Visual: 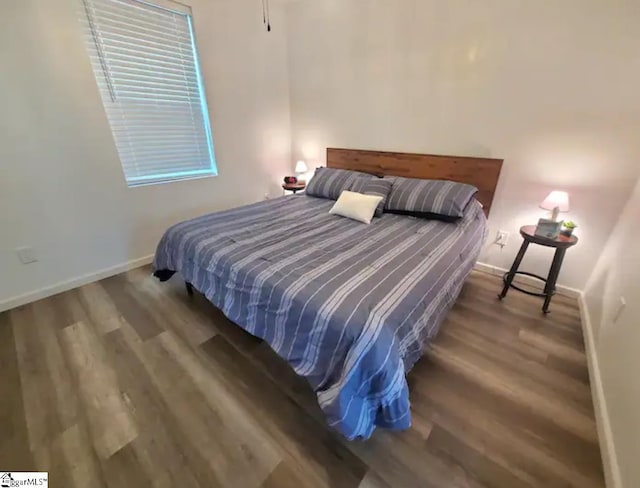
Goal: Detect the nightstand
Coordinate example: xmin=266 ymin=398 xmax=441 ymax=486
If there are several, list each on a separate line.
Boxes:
xmin=282 ymin=183 xmax=306 ymax=195
xmin=498 ymin=225 xmax=578 ymax=313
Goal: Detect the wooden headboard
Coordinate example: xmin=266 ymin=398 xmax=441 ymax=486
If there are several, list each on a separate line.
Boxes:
xmin=327 ymin=148 xmax=503 ymax=217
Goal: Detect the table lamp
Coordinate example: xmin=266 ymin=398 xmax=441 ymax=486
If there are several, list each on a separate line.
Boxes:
xmin=295 ymin=160 xmax=308 ymax=184
xmin=540 ymin=191 xmax=570 ymax=221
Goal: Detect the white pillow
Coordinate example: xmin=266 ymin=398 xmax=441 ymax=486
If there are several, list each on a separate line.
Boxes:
xmin=329 ymin=191 xmax=384 ymax=224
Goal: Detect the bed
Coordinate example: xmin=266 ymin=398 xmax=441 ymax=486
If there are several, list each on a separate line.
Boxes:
xmin=153 ymin=148 xmax=503 ymax=439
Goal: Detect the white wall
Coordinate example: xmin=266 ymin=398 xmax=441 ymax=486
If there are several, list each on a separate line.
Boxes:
xmin=284 ymin=0 xmax=640 ymax=290
xmin=584 ymin=177 xmax=640 ymax=488
xmin=0 ymin=0 xmax=292 ymax=309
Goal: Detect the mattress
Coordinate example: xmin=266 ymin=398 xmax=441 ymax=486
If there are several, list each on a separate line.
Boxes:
xmin=153 ymin=194 xmax=487 ymax=439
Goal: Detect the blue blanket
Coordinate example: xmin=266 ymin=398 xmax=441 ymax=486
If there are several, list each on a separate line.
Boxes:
xmin=153 ymin=195 xmax=486 ymax=439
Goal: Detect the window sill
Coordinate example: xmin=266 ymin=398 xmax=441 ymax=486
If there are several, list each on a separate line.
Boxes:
xmin=127 ymin=173 xmax=217 ymax=188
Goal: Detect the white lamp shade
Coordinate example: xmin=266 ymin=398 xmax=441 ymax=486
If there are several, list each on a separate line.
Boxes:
xmin=295 ymin=160 xmax=308 ymax=173
xmin=540 ymin=191 xmax=570 ymax=212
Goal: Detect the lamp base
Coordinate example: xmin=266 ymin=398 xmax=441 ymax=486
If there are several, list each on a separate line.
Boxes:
xmin=550 ymin=207 xmax=560 ymax=221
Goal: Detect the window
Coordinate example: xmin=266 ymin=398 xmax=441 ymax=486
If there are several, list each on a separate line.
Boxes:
xmin=80 ymin=0 xmax=217 ymax=186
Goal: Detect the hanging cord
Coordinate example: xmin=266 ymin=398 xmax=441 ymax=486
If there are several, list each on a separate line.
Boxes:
xmin=262 ymin=0 xmax=266 ymax=25
xmin=265 ymin=0 xmax=271 ymax=31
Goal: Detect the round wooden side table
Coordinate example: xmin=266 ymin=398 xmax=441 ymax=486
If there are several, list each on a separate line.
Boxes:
xmin=498 ymin=225 xmax=578 ymax=313
xmin=282 ymin=183 xmax=306 ymax=194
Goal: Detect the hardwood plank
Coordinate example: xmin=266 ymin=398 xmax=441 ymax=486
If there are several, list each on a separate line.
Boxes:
xmin=358 ymin=471 xmax=391 ymax=488
xmin=60 ymin=321 xmax=138 ymax=459
xmin=518 ymin=328 xmax=588 ymax=366
xmin=413 ymin=365 xmax=602 ymax=487
xmin=461 ymin=274 xmax=585 ymax=339
xmin=103 ymin=443 xmax=152 ymax=488
xmin=101 ymin=275 xmax=163 ymax=341
xmin=426 ymin=424 xmax=534 ymax=488
xmin=437 ymin=328 xmax=593 ymax=409
xmin=31 ymin=298 xmax=79 ymax=432
xmin=426 ymin=342 xmax=598 ymax=443
xmin=51 ymin=289 xmax=92 ymax=330
xmin=200 ymin=335 xmax=368 ymax=488
xmin=59 ymin=423 xmax=106 ymax=488
xmin=544 ymin=354 xmax=591 ymax=384
xmin=32 ymin=431 xmax=75 ymax=488
xmin=33 ymin=423 xmax=106 ymax=488
xmin=202 ymin=305 xmax=264 ymax=355
xmin=124 ymin=267 xmax=217 ymax=347
xmin=411 ymin=359 xmax=603 ymax=482
xmin=346 ymin=428 xmax=476 ymax=488
xmin=0 ymin=311 xmax=34 ymax=471
xmin=261 ymin=461 xmax=308 ymax=488
xmin=11 ymin=304 xmax=66 ymax=451
xmin=131 ymin=329 xmax=278 ymax=487
xmin=156 ymin=330 xmax=281 ymax=484
xmin=446 ymin=307 xmax=550 ymax=364
xmin=102 ymin=322 xmax=212 ymax=488
xmin=456 ymin=294 xmax=585 ymax=349
xmin=77 ymin=282 xmax=122 ymax=335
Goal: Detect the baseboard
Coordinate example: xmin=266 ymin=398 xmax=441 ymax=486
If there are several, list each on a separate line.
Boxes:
xmin=0 ymin=255 xmax=154 ymax=313
xmin=474 ymin=262 xmax=581 ymax=298
xmin=578 ymin=293 xmax=622 ymax=488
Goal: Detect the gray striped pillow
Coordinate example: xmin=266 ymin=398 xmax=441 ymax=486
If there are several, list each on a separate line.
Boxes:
xmin=350 ymin=177 xmax=393 ymax=217
xmin=385 ymin=177 xmax=478 ymax=219
xmin=305 ymin=168 xmax=360 ymax=200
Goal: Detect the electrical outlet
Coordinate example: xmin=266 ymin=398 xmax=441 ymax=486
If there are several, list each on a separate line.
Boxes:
xmin=495 ymin=230 xmax=510 ymax=248
xmin=614 ymin=296 xmax=627 ymax=323
xmin=16 ymin=246 xmax=38 ymax=264
xmin=264 ymin=192 xmax=270 ymax=200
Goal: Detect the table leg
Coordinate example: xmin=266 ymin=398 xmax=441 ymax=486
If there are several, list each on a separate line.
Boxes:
xmin=499 ymin=240 xmax=529 ymax=299
xmin=542 ymin=248 xmax=566 ymax=313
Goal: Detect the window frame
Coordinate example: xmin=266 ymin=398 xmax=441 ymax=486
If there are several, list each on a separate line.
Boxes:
xmin=80 ymin=0 xmax=218 ymax=187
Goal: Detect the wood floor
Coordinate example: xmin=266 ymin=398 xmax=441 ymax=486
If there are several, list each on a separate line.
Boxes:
xmin=0 ymin=266 xmax=604 ymax=488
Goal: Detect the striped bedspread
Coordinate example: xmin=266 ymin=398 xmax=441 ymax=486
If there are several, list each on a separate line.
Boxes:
xmin=153 ymin=195 xmax=487 ymax=439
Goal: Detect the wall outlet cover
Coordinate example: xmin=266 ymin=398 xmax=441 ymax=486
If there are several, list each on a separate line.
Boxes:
xmin=17 ymin=246 xmax=38 ymax=264
xmin=614 ymin=296 xmax=627 ymax=323
xmin=495 ymin=230 xmax=510 ymax=247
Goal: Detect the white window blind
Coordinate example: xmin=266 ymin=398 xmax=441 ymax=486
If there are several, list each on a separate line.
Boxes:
xmin=80 ymin=0 xmax=217 ymax=186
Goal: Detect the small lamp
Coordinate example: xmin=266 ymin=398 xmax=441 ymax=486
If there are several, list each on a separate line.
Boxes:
xmin=540 ymin=191 xmax=570 ymax=221
xmin=295 ymin=160 xmax=308 ymax=183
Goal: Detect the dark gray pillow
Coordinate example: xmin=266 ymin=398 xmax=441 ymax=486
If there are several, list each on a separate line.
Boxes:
xmin=385 ymin=177 xmax=478 ymax=219
xmin=305 ymin=168 xmax=360 ymax=200
xmin=350 ymin=177 xmax=393 ymax=217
